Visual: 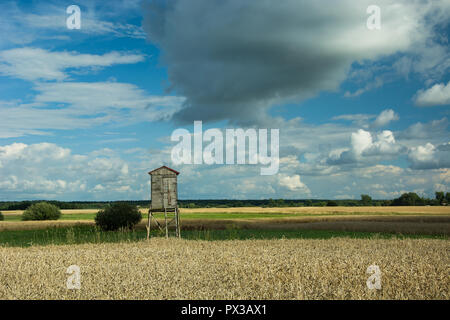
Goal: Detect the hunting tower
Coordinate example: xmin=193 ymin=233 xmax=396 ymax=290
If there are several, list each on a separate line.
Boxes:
xmin=146 ymin=166 xmax=180 ymax=239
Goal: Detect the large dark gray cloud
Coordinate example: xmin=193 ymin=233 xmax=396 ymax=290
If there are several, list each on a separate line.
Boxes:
xmin=142 ymin=0 xmax=447 ymax=124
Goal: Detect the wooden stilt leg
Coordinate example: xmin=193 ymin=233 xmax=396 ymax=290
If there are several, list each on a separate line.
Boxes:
xmin=164 ymin=208 xmax=168 ymax=238
xmin=176 ymin=208 xmax=181 ymax=238
xmin=146 ymin=209 xmax=151 ymax=240
xmin=174 ymin=207 xmax=178 ymax=238
xmin=146 ymin=219 xmax=149 ymax=240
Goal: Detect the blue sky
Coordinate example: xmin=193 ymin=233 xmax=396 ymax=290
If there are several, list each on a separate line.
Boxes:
xmin=0 ymin=0 xmax=449 ymax=201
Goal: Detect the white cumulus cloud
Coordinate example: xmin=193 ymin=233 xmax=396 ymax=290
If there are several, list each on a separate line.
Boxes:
xmin=414 ymin=81 xmax=450 ymax=107
xmin=408 ymin=142 xmax=450 ymax=169
xmin=278 ymin=174 xmax=310 ymax=193
xmin=372 ymin=109 xmax=399 ymax=128
xmin=0 ymin=142 xmax=142 ymax=200
xmin=0 ymin=47 xmax=145 ymax=81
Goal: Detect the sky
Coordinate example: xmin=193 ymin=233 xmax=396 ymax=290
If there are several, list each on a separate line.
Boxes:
xmin=0 ymin=0 xmax=449 ymax=201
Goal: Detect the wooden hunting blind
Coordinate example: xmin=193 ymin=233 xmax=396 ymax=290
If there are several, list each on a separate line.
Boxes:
xmin=146 ymin=166 xmax=180 ymax=239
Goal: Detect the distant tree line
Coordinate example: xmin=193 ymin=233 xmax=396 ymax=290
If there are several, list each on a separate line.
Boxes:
xmin=0 ymin=192 xmax=448 ymax=210
xmin=390 ymin=192 xmax=449 ymax=206
xmin=0 ymin=200 xmax=115 ymax=210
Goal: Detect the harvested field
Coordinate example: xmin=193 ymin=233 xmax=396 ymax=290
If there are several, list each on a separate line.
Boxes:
xmin=180 ymin=206 xmax=450 ymax=215
xmin=0 ymin=220 xmax=94 ymax=231
xmin=0 ymin=238 xmax=447 ymax=299
xmin=2 ymin=206 xmax=450 ymax=217
xmin=1 ymin=209 xmax=100 ymax=216
xmin=1 ymin=215 xmax=449 ymax=235
xmin=173 ymin=215 xmax=450 ymax=235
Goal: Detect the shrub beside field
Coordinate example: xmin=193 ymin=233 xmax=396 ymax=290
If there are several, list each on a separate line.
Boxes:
xmin=95 ymin=203 xmax=142 ymax=231
xmin=21 ymin=202 xmax=61 ymax=221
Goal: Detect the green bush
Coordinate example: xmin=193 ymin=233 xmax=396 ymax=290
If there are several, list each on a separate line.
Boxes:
xmin=0 ymin=211 xmax=4 ymax=221
xmin=326 ymin=200 xmax=338 ymax=207
xmin=95 ymin=202 xmax=142 ymax=231
xmin=22 ymin=202 xmax=61 ymax=221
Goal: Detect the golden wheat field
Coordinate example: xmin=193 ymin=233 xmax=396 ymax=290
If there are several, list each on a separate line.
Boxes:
xmin=0 ymin=237 xmax=448 ymax=300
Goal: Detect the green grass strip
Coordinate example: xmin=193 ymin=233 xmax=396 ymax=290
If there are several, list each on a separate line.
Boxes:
xmin=0 ymin=226 xmax=446 ymax=248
